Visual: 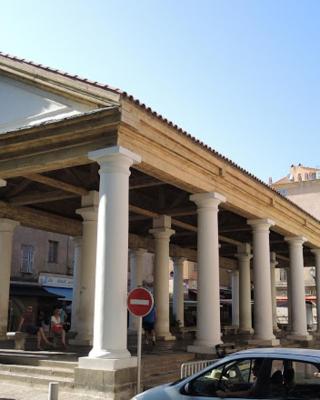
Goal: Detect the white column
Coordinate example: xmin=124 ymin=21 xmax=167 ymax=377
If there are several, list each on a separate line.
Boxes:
xmin=231 ymin=270 xmax=239 ymax=328
xmin=188 ymin=192 xmax=226 ymax=354
xmin=75 ymin=191 xmax=98 ymax=345
xmin=311 ymin=249 xmax=320 ymax=336
xmin=80 ymin=146 xmax=140 ymax=370
xmin=150 ymin=216 xmax=175 ymax=340
xmin=71 ymin=237 xmax=82 ymax=332
xmin=236 ymin=243 xmax=253 ymax=334
xmin=286 ymin=266 xmax=293 ymax=332
xmin=285 ymin=236 xmax=312 ymax=341
xmin=270 ymin=252 xmax=279 ymax=332
xmin=173 ymin=257 xmax=186 ymax=328
xmin=0 ymin=219 xmax=19 ymax=338
xmin=129 ymin=248 xmax=147 ymax=331
xmin=248 ymin=219 xmax=279 ymax=345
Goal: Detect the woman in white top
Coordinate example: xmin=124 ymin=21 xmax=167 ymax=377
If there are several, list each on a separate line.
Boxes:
xmin=51 ymin=308 xmax=66 ymax=348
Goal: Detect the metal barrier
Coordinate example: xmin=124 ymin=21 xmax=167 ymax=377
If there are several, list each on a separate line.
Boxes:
xmin=180 ymin=359 xmax=216 ymax=379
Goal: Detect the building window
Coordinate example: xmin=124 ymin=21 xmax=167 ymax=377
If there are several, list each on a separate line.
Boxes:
xmin=48 ymin=240 xmax=59 ymax=263
xmin=279 ymin=268 xmax=287 ymax=282
xmin=21 ymin=245 xmax=34 ymax=273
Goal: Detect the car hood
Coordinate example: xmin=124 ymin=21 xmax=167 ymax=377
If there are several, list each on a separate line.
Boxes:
xmin=133 ymin=383 xmax=175 ymax=399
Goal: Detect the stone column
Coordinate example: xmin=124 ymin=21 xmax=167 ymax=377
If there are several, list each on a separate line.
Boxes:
xmin=188 ymin=192 xmax=226 ymax=354
xmin=311 ymin=249 xmax=320 ymax=337
xmin=76 ymin=147 xmax=141 ymax=400
xmin=79 ymin=146 xmax=141 ymax=365
xmin=247 ymin=219 xmax=279 ymax=346
xmin=150 ymin=216 xmax=175 ymax=340
xmin=0 ymin=219 xmax=19 ymax=339
xmin=236 ymin=243 xmax=253 ymax=334
xmin=71 ymin=237 xmax=82 ymax=332
xmin=173 ymin=257 xmax=186 ymax=328
xmin=286 ymin=266 xmax=293 ymax=332
xmin=270 ymin=252 xmax=279 ymax=332
xmin=231 ymin=270 xmax=239 ymax=328
xmin=129 ymin=248 xmax=147 ymax=331
xmin=285 ymin=236 xmax=312 ymax=341
xmin=74 ymin=191 xmax=98 ymax=345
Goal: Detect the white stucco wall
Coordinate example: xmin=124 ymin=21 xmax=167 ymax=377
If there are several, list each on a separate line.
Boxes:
xmin=0 ymin=75 xmax=93 ymax=134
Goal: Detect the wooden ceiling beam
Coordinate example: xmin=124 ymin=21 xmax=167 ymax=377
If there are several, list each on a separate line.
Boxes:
xmin=0 ymin=201 xmax=82 ymax=236
xmin=219 ymin=226 xmax=251 ymax=233
xmin=9 ymin=191 xmax=77 ymax=206
xmin=129 ymin=203 xmax=242 ymax=245
xmin=130 ymin=177 xmax=165 ymax=190
xmin=23 ymin=173 xmax=89 ymax=196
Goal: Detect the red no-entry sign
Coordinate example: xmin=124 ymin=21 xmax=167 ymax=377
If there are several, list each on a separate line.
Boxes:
xmin=127 ymin=287 xmax=154 ymax=317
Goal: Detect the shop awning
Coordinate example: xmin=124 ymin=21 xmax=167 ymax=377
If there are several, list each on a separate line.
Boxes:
xmin=10 ymin=282 xmax=59 ymax=298
xmin=44 ymin=286 xmax=73 ymax=301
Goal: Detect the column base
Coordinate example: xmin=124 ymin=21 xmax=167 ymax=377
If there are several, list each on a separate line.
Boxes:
xmin=79 ymin=355 xmax=137 ymax=370
xmin=75 ymin=358 xmax=137 ymax=399
xmin=238 ymin=328 xmax=254 ymax=335
xmin=188 ymin=339 xmax=222 ymax=355
xmin=247 ymin=338 xmax=280 ymax=347
xmin=311 ymin=331 xmax=320 ymax=339
xmin=286 ymin=333 xmax=313 ymax=342
xmin=157 ymin=333 xmax=176 ymax=341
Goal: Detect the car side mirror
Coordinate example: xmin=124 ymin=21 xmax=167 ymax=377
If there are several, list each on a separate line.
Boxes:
xmin=184 ymin=382 xmax=191 ymax=394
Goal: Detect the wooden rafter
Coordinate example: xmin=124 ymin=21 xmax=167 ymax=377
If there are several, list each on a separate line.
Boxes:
xmin=9 ymin=191 xmax=77 ymax=206
xmin=129 ymin=176 xmax=165 ymax=190
xmin=129 ymin=204 xmax=242 ymax=245
xmin=23 ymin=174 xmax=89 ymax=196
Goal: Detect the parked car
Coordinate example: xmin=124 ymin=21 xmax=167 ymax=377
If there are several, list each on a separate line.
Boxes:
xmin=131 ymin=348 xmax=320 ymax=399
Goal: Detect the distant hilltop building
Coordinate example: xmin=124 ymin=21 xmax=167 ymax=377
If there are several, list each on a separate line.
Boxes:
xmin=271 ymin=164 xmax=320 ymax=220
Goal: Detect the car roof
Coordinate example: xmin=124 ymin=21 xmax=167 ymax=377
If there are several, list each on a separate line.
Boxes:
xmin=225 ymin=347 xmax=320 ymax=363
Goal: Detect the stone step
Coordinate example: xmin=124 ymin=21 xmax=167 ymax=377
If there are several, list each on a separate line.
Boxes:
xmin=38 ymin=360 xmax=78 ymax=369
xmin=0 ymin=369 xmax=74 ymax=388
xmin=0 ymin=364 xmax=75 ymax=378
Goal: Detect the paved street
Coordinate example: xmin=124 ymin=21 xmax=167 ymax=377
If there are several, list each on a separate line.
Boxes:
xmin=0 ymin=382 xmax=106 ymax=400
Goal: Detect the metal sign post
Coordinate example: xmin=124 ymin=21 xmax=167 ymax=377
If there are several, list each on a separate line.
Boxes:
xmin=137 ymin=315 xmax=142 ymax=393
xmin=127 ymin=287 xmax=154 ymax=394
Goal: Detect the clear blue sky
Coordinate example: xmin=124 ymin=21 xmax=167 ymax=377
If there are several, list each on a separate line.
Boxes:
xmin=1 ymin=0 xmax=319 ymax=182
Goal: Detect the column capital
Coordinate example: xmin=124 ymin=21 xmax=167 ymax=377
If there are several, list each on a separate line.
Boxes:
xmin=81 ymin=190 xmax=99 ymax=208
xmin=189 ymin=192 xmax=226 ymax=209
xmin=285 ymin=236 xmax=307 ymax=246
xmin=0 ymin=218 xmax=20 ymax=232
xmin=236 ymin=243 xmax=252 ymax=259
xmin=131 ymin=247 xmax=147 ymax=256
xmin=76 ymin=206 xmax=98 ymax=222
xmin=270 ymin=252 xmax=278 ymax=267
xmin=88 ymin=146 xmax=141 ymax=175
xmin=0 ymin=179 xmax=7 ymax=187
xmin=173 ymin=257 xmax=186 ymax=265
xmin=247 ymin=218 xmax=275 ymax=231
xmin=149 ymin=227 xmax=175 ymax=239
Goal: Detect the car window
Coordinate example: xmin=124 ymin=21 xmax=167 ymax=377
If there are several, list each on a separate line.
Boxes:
xmin=186 ymin=358 xmax=255 ymax=397
xmin=269 ymin=359 xmax=320 ymax=399
xmin=186 ymin=363 xmax=224 ymax=396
